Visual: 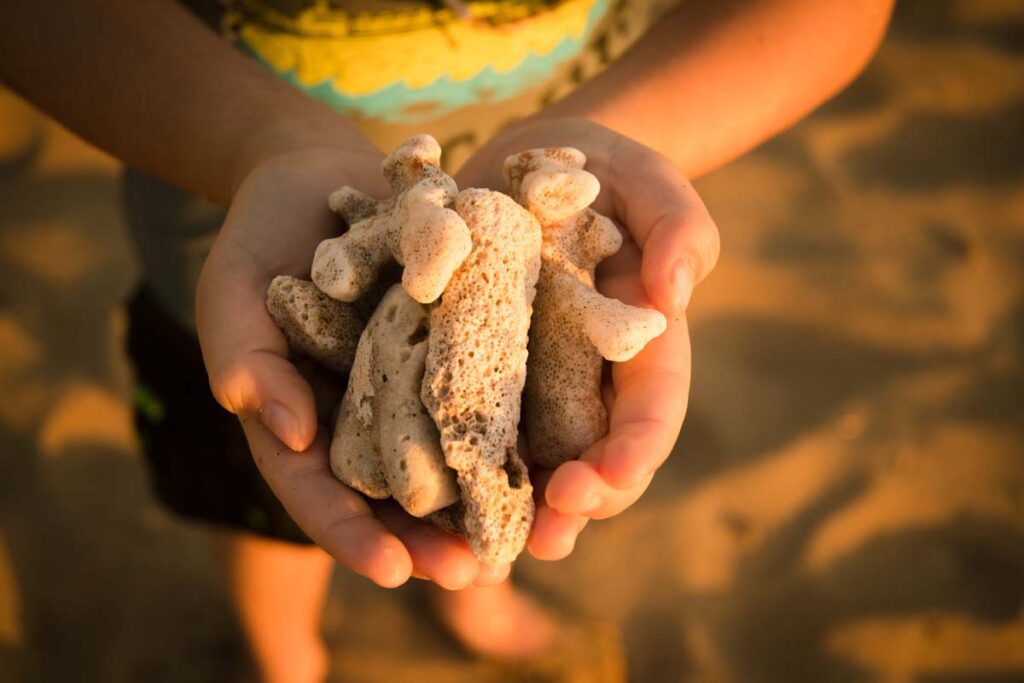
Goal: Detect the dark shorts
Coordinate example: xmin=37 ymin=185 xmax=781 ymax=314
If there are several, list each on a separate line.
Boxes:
xmin=125 ymin=285 xmax=312 ymax=545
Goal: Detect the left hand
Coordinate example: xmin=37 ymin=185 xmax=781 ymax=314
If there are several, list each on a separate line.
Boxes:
xmin=197 ymin=144 xmax=507 ymax=589
xmin=456 ymin=118 xmax=720 ymax=559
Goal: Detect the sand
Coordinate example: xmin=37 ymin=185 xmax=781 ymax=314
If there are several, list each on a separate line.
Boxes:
xmin=0 ymin=2 xmax=1022 ymax=680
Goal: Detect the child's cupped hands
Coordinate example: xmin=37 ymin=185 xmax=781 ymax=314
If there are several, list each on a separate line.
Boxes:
xmin=194 ymin=118 xmax=719 ymax=586
xmin=195 ymin=145 xmax=510 ymax=590
xmin=456 ymin=118 xmax=720 ymax=560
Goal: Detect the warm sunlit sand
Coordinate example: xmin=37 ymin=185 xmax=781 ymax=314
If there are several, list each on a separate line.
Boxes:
xmin=0 ymin=2 xmax=1021 ymax=680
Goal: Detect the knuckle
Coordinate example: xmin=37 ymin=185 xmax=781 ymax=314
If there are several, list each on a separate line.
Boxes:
xmin=208 ymin=357 xmax=257 ymax=414
xmin=686 ymin=219 xmax=721 ymax=280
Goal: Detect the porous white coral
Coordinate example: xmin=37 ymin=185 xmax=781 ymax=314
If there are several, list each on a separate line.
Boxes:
xmin=312 ymin=135 xmax=472 ymax=305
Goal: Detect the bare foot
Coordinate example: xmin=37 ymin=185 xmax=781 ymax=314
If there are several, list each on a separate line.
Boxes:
xmin=431 ymin=580 xmax=557 ymax=661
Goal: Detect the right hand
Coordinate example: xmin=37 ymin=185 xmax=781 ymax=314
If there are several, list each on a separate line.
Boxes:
xmin=457 ymin=118 xmax=720 ymax=561
xmin=196 ymin=144 xmax=508 ymax=589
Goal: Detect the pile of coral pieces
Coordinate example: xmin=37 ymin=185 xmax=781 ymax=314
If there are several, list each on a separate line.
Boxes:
xmin=266 ymin=135 xmax=667 ymax=564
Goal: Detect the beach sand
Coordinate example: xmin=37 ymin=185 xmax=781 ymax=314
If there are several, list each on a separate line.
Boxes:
xmin=0 ymin=1 xmax=1022 ymax=680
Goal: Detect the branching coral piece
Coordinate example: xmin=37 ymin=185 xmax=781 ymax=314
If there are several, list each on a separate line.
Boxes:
xmin=266 ymin=276 xmax=364 ymax=374
xmin=329 ymin=285 xmax=459 ymax=516
xmin=421 ymin=189 xmax=542 ymax=564
xmin=312 ymin=135 xmax=472 ymax=305
xmin=504 ymin=148 xmax=668 ymax=468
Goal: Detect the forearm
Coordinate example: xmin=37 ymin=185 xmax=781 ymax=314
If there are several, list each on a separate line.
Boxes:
xmin=0 ymin=0 xmax=375 ymax=205
xmin=541 ymin=0 xmax=894 ymax=177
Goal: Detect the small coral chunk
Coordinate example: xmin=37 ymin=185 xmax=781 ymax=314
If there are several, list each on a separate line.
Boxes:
xmin=330 ymin=285 xmax=458 ymax=516
xmin=265 ymin=275 xmax=364 ymax=374
xmin=312 ymin=135 xmax=472 ymax=305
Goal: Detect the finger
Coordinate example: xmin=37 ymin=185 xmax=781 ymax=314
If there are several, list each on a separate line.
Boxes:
xmin=585 ymin=474 xmax=653 ymax=520
xmin=527 ymin=503 xmax=588 ymax=561
xmin=546 ymin=461 xmax=654 ymax=518
xmin=592 ymin=241 xmax=693 ymax=491
xmin=608 ymin=140 xmax=720 ymax=314
xmin=240 ymin=418 xmax=413 ymax=587
xmin=374 ymin=503 xmax=480 ymax=591
xmin=197 ymin=230 xmax=318 ymax=452
xmin=527 ymin=469 xmax=586 ymax=560
xmin=592 ymin=252 xmax=691 ymax=490
xmin=474 ymin=562 xmax=512 ymax=586
xmin=543 ymin=460 xmax=603 ymax=514
xmin=596 ymin=310 xmax=690 ymax=489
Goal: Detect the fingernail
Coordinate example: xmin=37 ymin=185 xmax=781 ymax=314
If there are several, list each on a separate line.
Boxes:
xmin=260 ymin=400 xmax=298 ymax=450
xmin=672 ymin=260 xmax=695 ymax=312
xmin=581 ymin=489 xmax=602 ymax=514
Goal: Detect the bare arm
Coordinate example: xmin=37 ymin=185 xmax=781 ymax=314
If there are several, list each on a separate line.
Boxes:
xmin=459 ymin=0 xmax=893 ymax=314
xmin=0 ymin=0 xmax=376 ymax=205
xmin=544 ymin=0 xmax=895 ymax=177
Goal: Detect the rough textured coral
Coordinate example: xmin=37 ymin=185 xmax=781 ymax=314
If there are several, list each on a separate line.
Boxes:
xmin=330 ymin=312 xmax=388 ymax=499
xmin=265 ymin=276 xmax=364 ymax=374
xmin=421 ymin=188 xmax=542 ymax=564
xmin=427 ymin=500 xmax=466 ymax=536
xmin=312 ymin=135 xmax=472 ymax=304
xmin=371 ymin=288 xmax=459 ymax=516
xmin=329 ymin=285 xmax=458 ymax=516
xmin=505 ymin=148 xmax=668 ymax=468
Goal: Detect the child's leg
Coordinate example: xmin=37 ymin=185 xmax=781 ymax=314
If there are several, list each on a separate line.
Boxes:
xmin=217 ymin=532 xmax=334 ymax=683
xmin=431 ymin=579 xmax=556 ymax=660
